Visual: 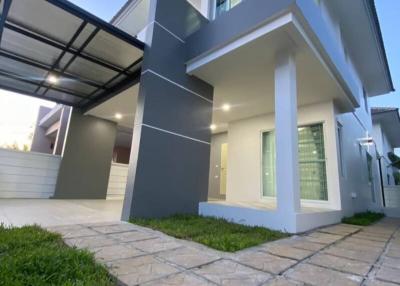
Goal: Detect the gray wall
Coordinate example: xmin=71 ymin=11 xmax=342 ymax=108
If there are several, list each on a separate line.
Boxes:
xmin=208 ymin=132 xmax=227 ymax=200
xmin=53 ymin=111 xmax=117 ymax=199
xmin=122 ymin=0 xmax=214 ymax=219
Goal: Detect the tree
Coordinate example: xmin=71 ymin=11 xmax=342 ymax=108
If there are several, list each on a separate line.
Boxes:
xmin=388 ymin=152 xmax=400 ymax=185
xmin=388 ymin=152 xmax=400 ymax=169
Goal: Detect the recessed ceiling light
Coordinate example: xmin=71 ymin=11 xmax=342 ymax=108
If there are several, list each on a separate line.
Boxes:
xmin=115 ymin=113 xmax=123 ymax=120
xmin=222 ymin=104 xmax=231 ymax=112
xmin=210 ymin=124 xmax=217 ymax=131
xmin=47 ymin=75 xmax=59 ymax=84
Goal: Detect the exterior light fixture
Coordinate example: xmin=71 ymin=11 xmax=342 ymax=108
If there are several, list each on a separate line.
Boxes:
xmin=115 ymin=113 xmax=123 ymax=120
xmin=47 ymin=74 xmax=59 ymax=84
xmin=210 ymin=124 xmax=217 ymax=131
xmin=222 ymin=104 xmax=231 ymax=112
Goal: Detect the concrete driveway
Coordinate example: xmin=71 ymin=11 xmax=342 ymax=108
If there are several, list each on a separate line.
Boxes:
xmin=48 ymin=218 xmax=400 ymax=286
xmin=0 ymin=199 xmax=123 ymax=227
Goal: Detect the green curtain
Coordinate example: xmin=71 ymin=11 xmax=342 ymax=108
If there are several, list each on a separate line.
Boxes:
xmin=262 ymin=131 xmax=276 ymax=197
xmin=262 ymin=123 xmax=328 ymax=201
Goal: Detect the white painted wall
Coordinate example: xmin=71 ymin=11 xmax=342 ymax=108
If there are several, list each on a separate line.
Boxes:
xmin=384 ymin=186 xmax=400 ymax=208
xmin=225 ymin=101 xmax=341 ymax=210
xmin=336 ymin=110 xmax=383 ymax=216
xmin=106 ymin=163 xmax=129 ymax=200
xmin=0 ymin=148 xmax=61 ymax=198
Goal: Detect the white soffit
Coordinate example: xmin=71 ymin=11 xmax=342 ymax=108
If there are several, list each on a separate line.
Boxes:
xmin=86 ymin=84 xmax=139 ymax=128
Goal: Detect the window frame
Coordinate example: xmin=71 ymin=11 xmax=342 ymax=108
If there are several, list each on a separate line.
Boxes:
xmin=337 ymin=121 xmax=346 ymax=178
xmin=259 ymin=121 xmax=330 ymax=206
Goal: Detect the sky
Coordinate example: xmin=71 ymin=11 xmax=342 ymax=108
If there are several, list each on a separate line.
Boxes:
xmin=0 ymin=0 xmax=399 ymax=148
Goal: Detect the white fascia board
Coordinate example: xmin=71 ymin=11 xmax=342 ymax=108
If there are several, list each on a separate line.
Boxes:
xmin=186 ymin=12 xmax=294 ymax=74
xmin=39 ymin=105 xmax=63 ymax=128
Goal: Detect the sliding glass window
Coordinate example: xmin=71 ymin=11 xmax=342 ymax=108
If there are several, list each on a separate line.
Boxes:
xmin=262 ymin=123 xmax=328 ymax=201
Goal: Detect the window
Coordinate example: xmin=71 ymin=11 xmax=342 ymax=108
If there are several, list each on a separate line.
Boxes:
xmin=337 ymin=122 xmax=345 ymax=177
xmin=387 ymin=174 xmax=391 ymax=185
xmin=262 ymin=123 xmax=328 ymax=201
xmin=215 ymin=0 xmax=243 ymax=16
xmin=262 ymin=131 xmax=276 ymax=197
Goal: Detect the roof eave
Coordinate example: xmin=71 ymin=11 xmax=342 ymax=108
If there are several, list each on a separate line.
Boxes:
xmin=366 ymin=0 xmax=395 ymax=93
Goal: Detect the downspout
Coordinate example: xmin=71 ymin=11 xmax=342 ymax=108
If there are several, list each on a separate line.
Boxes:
xmin=377 ymin=156 xmax=386 ymax=207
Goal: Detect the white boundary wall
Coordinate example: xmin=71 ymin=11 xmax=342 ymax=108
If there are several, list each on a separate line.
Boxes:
xmin=0 ymin=148 xmax=61 ymax=198
xmin=107 ymin=163 xmax=129 ymax=200
xmin=384 ymin=186 xmax=400 ymax=208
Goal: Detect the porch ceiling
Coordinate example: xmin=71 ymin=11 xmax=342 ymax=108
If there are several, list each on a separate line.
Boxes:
xmin=0 ymin=0 xmax=144 ymax=111
xmin=188 ymin=16 xmax=351 ymax=133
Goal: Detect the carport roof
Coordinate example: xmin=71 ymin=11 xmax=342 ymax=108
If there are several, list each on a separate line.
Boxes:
xmin=0 ymin=0 xmax=144 ymax=111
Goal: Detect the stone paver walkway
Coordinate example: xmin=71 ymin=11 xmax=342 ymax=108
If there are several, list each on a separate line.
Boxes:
xmin=47 ymin=218 xmax=400 ymax=286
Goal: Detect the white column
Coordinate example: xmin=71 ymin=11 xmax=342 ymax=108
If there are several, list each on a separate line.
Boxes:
xmin=274 ymin=50 xmax=300 ymax=214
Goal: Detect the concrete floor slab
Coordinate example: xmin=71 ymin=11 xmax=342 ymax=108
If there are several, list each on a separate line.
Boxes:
xmin=375 ymin=266 xmax=400 ymax=284
xmin=235 ymin=251 xmax=297 ymax=274
xmin=287 ymin=263 xmax=362 ymax=286
xmin=193 ymin=259 xmax=272 ymax=286
xmin=141 ymin=272 xmax=216 ymax=286
xmin=156 ymin=247 xmax=220 ymax=269
xmin=262 ymin=277 xmax=303 ymax=286
xmin=0 ymin=199 xmax=123 ymax=227
xmin=308 ymin=253 xmax=372 ymax=276
xmin=107 ymin=255 xmax=180 ymax=285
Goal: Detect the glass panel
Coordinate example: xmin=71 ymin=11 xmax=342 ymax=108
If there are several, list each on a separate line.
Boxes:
xmin=66 ymin=56 xmax=118 ymax=84
xmin=261 ymin=123 xmax=328 ymax=201
xmin=83 ymin=30 xmax=143 ymax=69
xmin=262 ymin=131 xmax=276 ymax=197
xmin=298 ymin=124 xmax=328 ymax=201
xmin=8 ymin=0 xmax=83 ymax=45
xmin=216 ymin=0 xmax=244 ymax=17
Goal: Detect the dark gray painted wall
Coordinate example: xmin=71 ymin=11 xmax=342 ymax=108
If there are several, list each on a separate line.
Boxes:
xmin=53 ymin=111 xmax=117 ymax=199
xmin=122 ymin=0 xmax=214 ymax=219
xmin=186 ymin=0 xmax=294 ymax=61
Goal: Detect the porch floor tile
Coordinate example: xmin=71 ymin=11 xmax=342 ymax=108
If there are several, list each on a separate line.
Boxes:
xmin=192 ymin=259 xmax=272 ymax=286
xmin=286 ymin=263 xmax=363 ymax=286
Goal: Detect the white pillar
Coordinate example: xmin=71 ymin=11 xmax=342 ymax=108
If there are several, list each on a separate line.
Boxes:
xmin=275 ymin=50 xmax=300 ymax=214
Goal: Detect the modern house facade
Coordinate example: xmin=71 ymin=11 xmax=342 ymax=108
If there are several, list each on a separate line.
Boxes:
xmin=0 ymin=0 xmax=396 ymax=233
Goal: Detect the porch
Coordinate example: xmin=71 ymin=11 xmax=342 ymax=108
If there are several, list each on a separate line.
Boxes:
xmin=189 ymin=8 xmax=351 ymax=232
xmin=200 ymin=200 xmax=342 ymax=233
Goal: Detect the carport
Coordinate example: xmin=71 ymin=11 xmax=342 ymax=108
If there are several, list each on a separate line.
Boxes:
xmin=0 ymin=0 xmax=144 ymax=202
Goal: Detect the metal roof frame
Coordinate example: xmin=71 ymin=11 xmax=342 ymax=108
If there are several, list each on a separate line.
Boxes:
xmin=0 ymin=0 xmax=144 ymax=110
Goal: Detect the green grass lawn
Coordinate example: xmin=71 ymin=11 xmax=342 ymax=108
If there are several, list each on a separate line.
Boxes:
xmin=130 ymin=214 xmax=288 ymax=252
xmin=342 ymin=211 xmax=385 ymax=226
xmin=0 ymin=224 xmax=115 ymax=286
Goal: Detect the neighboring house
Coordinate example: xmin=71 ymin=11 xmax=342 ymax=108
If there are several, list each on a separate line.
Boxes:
xmin=371 ymin=108 xmax=400 ymax=211
xmin=0 ymin=0 xmax=396 ymax=233
xmin=372 ymin=108 xmax=400 ymax=187
xmin=32 ymin=104 xmax=133 ymax=165
xmin=31 ymin=105 xmax=71 ymax=156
